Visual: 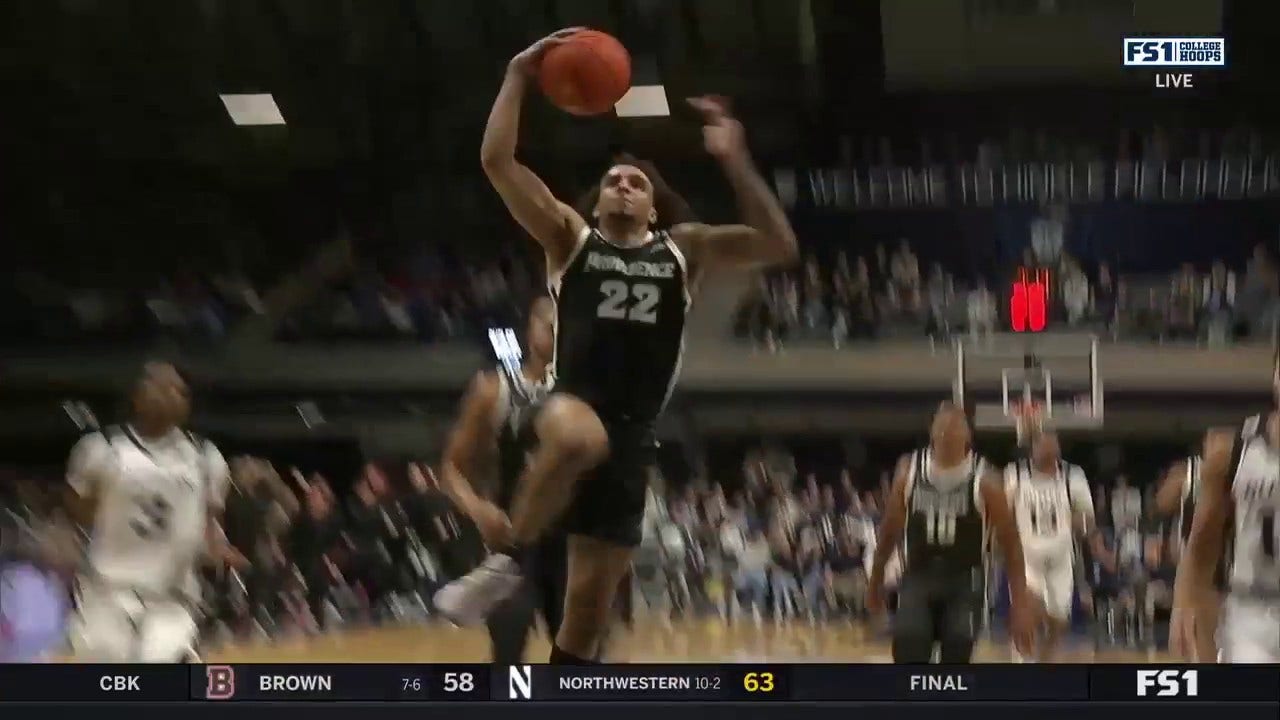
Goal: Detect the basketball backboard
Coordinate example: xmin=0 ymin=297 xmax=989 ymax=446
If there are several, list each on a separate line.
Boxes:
xmin=955 ymin=331 xmax=1103 ymax=444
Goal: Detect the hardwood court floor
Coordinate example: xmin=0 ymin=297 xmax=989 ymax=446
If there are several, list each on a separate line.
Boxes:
xmin=206 ymin=617 xmax=1172 ymax=664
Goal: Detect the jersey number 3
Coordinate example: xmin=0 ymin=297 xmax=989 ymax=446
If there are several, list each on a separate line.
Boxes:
xmin=597 ymin=279 xmax=660 ymax=324
xmin=130 ymin=494 xmax=172 ymax=540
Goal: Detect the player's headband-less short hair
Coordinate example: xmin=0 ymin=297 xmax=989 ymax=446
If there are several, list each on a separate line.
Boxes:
xmin=573 ymin=153 xmax=698 ymax=230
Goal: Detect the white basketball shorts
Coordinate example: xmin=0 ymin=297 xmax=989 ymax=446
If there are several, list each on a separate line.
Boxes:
xmin=68 ymin=579 xmax=198 ymax=663
xmin=1218 ymin=593 xmax=1280 ymax=663
xmin=1024 ymin=550 xmax=1074 ymax=620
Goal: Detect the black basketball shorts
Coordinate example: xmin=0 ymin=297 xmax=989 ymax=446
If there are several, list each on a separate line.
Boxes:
xmin=487 ymin=533 xmax=569 ymax=664
xmin=560 ymin=420 xmax=655 ymax=548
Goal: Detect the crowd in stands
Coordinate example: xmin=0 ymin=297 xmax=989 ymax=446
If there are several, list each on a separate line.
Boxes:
xmin=735 ymin=233 xmax=1280 ymax=351
xmin=0 ymin=269 xmax=267 ymax=347
xmin=276 ymin=248 xmax=537 ymax=344
xmin=1 ymin=437 xmax=1191 ymax=661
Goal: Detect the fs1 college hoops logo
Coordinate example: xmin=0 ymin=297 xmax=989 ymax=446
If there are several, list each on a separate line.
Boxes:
xmin=206 ymin=665 xmax=236 ymax=700
xmin=1123 ymin=37 xmax=1225 ymax=89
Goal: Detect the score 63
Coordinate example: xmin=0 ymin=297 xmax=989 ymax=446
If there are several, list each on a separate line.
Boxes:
xmin=743 ymin=671 xmax=775 ymax=693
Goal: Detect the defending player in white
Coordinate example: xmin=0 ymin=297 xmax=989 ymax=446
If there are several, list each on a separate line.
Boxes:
xmin=1004 ymin=430 xmax=1093 ymax=662
xmin=64 ymin=362 xmax=235 ymax=662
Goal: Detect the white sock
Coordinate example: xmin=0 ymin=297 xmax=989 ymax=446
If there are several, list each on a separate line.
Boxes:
xmin=1010 ymin=645 xmax=1029 ymax=663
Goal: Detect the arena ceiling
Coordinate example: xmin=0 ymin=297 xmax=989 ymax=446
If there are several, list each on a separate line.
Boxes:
xmin=1 ymin=0 xmax=888 ymax=273
xmin=1 ymin=0 xmax=872 ymax=172
xmin=0 ymin=0 xmax=1274 ymax=275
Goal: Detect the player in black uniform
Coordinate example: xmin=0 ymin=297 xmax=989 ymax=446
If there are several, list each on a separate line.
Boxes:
xmin=1172 ymin=348 xmax=1279 ymax=661
xmin=1154 ymin=453 xmax=1224 ymax=661
xmin=433 ymin=29 xmax=797 ymax=663
xmin=867 ymin=402 xmax=1035 ymax=662
xmin=437 ymin=297 xmax=577 ymax=663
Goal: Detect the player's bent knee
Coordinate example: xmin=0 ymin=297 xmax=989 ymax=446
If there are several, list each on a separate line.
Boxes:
xmin=538 ymin=395 xmax=609 ymax=465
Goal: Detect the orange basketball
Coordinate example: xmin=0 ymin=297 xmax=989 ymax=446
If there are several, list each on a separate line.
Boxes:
xmin=538 ymin=30 xmax=631 ymax=116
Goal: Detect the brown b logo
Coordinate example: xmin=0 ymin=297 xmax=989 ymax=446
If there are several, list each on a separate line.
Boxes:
xmin=206 ymin=665 xmax=236 ymax=700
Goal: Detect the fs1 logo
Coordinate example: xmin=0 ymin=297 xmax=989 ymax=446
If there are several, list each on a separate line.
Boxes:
xmin=1124 ymin=38 xmax=1225 ymax=67
xmin=1136 ymin=669 xmax=1199 ymax=697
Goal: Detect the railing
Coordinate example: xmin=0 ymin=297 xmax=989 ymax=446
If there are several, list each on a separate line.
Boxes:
xmin=778 ymin=156 xmax=1280 ymax=210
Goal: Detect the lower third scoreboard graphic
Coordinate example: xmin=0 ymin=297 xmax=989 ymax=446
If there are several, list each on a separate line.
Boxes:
xmin=0 ymin=663 xmax=1276 ymax=704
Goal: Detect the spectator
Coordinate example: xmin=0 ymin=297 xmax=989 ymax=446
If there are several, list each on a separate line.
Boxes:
xmin=890 ymin=239 xmax=921 ymax=316
xmin=825 ymin=524 xmax=866 ymax=616
xmin=1110 ymin=475 xmax=1143 ymax=530
xmin=1202 ymin=260 xmax=1236 ymax=346
xmin=1168 ymin=263 xmax=1200 ymax=340
xmin=924 ymin=262 xmax=955 ymax=339
xmin=290 ymin=475 xmax=343 ymax=630
xmin=220 ymin=459 xmax=294 ymax=626
xmin=849 ymin=258 xmax=878 ymax=338
xmin=767 ymin=511 xmax=802 ymax=621
xmin=801 ymin=260 xmax=828 ymax=337
xmin=1094 ymin=262 xmax=1117 ymax=331
xmin=346 ymin=465 xmax=400 ymax=618
xmin=967 ymin=279 xmax=997 ymax=342
xmin=1061 ymin=258 xmax=1091 ymax=326
xmin=1235 ymin=244 xmax=1279 ymax=339
xmin=727 ymin=522 xmax=769 ymax=622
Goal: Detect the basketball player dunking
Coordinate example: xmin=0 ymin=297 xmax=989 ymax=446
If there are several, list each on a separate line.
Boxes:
xmin=868 ymin=402 xmax=1036 ymax=662
xmin=1172 ymin=352 xmax=1280 ymax=662
xmin=433 ymin=29 xmax=797 ymax=664
xmin=1154 ymin=452 xmax=1224 ymax=661
xmin=1004 ymin=430 xmax=1093 ymax=662
xmin=438 ymin=297 xmax=578 ymax=663
xmin=65 ymin=362 xmax=238 ymax=661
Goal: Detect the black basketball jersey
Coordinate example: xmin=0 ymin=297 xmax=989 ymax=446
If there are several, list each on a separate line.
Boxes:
xmin=1178 ymin=456 xmax=1200 ymax=543
xmin=1177 ymin=448 xmax=1237 ymax=591
xmin=903 ymin=449 xmax=987 ymax=574
xmin=549 ymin=227 xmax=691 ymax=426
xmin=493 ymin=364 xmax=548 ymax=511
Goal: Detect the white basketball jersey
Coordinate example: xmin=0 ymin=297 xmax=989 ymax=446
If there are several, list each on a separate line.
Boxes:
xmin=1228 ymin=414 xmax=1280 ymax=598
xmin=1006 ymin=460 xmax=1091 ymax=557
xmin=68 ymin=426 xmax=228 ymax=595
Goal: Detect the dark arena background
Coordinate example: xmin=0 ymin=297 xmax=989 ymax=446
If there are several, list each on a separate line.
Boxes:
xmin=1 ymin=0 xmax=1278 ymax=717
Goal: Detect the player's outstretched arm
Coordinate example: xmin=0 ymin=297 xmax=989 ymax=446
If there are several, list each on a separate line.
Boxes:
xmin=1171 ymin=429 xmax=1232 ymax=659
xmin=867 ymin=454 xmax=911 ymax=612
xmin=1154 ymin=459 xmax=1188 ymax=518
xmin=980 ymin=471 xmax=1035 ymax=653
xmin=1067 ymin=465 xmax=1096 ymax=536
xmin=981 ymin=473 xmax=1028 ymax=600
xmin=670 ymin=97 xmax=797 ymax=273
xmin=481 ymin=29 xmax=588 ymax=267
xmin=439 ymin=370 xmax=511 ymax=548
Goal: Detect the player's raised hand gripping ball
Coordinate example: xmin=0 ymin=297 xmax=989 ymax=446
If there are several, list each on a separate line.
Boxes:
xmin=536 ymin=30 xmax=632 ymax=116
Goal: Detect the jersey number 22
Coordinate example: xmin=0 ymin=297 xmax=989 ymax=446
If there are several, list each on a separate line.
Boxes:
xmin=597 ymin=279 xmax=659 ymax=324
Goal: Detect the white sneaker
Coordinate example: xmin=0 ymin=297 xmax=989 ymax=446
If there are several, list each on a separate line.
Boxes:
xmin=432 ymin=554 xmax=523 ymax=626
